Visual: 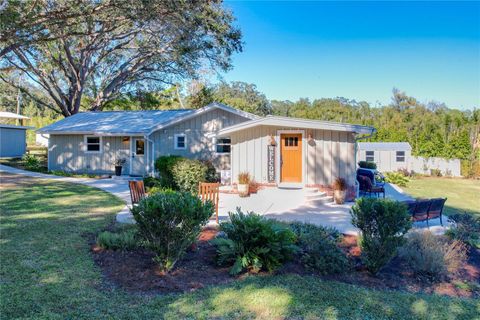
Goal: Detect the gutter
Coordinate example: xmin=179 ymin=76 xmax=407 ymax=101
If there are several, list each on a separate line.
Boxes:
xmin=144 ymin=134 xmax=155 ymax=177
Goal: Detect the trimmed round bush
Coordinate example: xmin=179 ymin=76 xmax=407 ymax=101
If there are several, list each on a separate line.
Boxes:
xmin=171 ymin=158 xmax=208 ymax=194
xmin=351 ymin=198 xmax=412 ymax=274
xmin=131 ymin=191 xmax=213 ymax=272
xmin=289 ymin=222 xmax=349 ymax=274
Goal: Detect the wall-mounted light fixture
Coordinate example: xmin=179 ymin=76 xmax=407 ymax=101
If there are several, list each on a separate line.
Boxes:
xmin=307 ymin=133 xmax=314 ymax=143
xmin=268 ymin=134 xmax=276 ymax=146
xmin=122 ymin=137 xmax=130 ymax=142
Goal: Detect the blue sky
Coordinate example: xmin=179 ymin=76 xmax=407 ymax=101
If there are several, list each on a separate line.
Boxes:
xmin=219 ymin=1 xmax=480 ymax=110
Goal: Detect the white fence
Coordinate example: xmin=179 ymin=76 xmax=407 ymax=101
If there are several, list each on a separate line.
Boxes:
xmin=410 ymin=156 xmax=461 ymax=177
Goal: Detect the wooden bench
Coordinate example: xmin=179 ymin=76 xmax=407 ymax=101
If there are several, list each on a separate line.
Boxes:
xmin=199 ymin=182 xmax=220 ymax=223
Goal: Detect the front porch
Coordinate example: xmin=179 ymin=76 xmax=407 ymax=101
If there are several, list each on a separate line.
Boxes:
xmin=217 ymin=183 xmax=451 ymax=235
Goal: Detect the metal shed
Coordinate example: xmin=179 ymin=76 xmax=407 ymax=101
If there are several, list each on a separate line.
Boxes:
xmin=0 ymin=112 xmax=31 ymax=158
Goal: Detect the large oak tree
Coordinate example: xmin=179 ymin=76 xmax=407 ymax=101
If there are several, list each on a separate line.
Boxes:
xmin=0 ymin=0 xmax=242 ymax=117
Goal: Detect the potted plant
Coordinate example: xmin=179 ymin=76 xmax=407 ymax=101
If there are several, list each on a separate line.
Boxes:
xmin=114 ymin=158 xmax=126 ymax=176
xmin=332 ymin=177 xmax=347 ymax=204
xmin=237 ymin=172 xmax=251 ymax=197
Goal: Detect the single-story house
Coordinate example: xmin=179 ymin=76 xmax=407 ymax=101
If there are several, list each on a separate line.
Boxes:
xmin=0 ymin=112 xmax=32 ymax=158
xmin=38 ymin=103 xmax=376 ymax=197
xmin=357 ymin=142 xmax=412 ymax=172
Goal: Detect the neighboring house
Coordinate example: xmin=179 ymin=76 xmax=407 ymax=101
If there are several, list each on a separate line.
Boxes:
xmin=0 ymin=112 xmax=32 ymax=158
xmin=357 ymin=142 xmax=412 ymax=173
xmin=37 ymin=103 xmax=257 ymax=177
xmin=215 ymin=116 xmax=375 ymax=198
xmin=357 ymin=142 xmax=461 ymax=177
xmin=38 ymin=103 xmax=376 ymax=197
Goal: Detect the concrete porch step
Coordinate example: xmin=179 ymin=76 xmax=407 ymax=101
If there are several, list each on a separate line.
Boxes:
xmin=306 ymin=196 xmax=334 ymax=205
xmin=304 ymin=191 xmax=327 ymax=199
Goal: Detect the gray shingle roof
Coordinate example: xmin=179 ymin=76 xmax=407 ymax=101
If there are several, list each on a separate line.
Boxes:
xmin=358 ymin=142 xmax=411 ymax=151
xmin=37 ymin=109 xmax=196 ymax=135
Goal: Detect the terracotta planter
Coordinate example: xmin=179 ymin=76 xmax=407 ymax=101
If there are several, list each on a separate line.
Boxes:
xmin=114 ymin=165 xmax=123 ymax=176
xmin=237 ymin=183 xmax=249 ymax=197
xmin=334 ymin=190 xmax=346 ymax=204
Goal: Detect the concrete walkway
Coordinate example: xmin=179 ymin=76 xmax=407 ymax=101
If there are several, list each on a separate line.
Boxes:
xmin=0 ymin=164 xmax=133 ymax=222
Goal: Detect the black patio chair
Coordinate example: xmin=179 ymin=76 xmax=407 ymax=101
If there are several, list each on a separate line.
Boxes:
xmin=357 ymin=174 xmax=385 ymax=198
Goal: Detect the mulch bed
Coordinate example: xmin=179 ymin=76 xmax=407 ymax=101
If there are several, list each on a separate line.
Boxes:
xmin=91 ymin=229 xmax=480 ymax=298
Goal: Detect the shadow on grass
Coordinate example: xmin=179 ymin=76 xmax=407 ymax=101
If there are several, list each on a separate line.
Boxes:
xmin=1 ymin=174 xmax=479 ymax=319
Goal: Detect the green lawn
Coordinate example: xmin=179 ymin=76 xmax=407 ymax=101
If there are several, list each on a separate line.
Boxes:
xmin=403 ymin=177 xmax=480 ymax=217
xmin=1 ymin=173 xmax=479 ymax=319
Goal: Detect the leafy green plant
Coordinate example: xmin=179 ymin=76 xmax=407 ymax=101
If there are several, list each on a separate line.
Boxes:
xmin=289 ymin=222 xmax=349 ymax=274
xmin=171 ymin=158 xmax=209 ymax=194
xmin=97 ymin=228 xmax=138 ymax=250
xmin=154 ymin=155 xmax=183 ymax=188
xmin=131 ymin=190 xmax=213 ymax=272
xmin=399 ymin=231 xmax=467 ymax=280
xmin=358 ymin=161 xmax=377 ymax=169
xmin=22 ymin=154 xmax=40 ymax=171
xmin=143 ymin=176 xmax=162 ymax=192
xmin=446 ymin=213 xmax=480 ymax=248
xmin=384 ymin=171 xmax=409 ymax=187
xmin=213 ymin=209 xmax=297 ymax=275
xmin=350 ymin=198 xmax=412 ymax=274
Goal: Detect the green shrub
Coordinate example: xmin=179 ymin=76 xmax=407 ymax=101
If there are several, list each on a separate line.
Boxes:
xmin=399 ymin=231 xmax=467 ymax=280
xmin=384 ymin=171 xmax=409 ymax=187
xmin=430 ymin=168 xmax=442 ymax=177
xmin=358 ymin=161 xmax=377 ymax=169
xmin=131 ymin=191 xmax=213 ymax=272
xmin=446 ymin=213 xmax=480 ymax=248
xmin=154 ymin=155 xmax=183 ymax=188
xmin=289 ymin=222 xmax=349 ymax=274
xmin=350 ymin=198 xmax=412 ymax=274
xmin=97 ymin=228 xmax=138 ymax=250
xmin=22 ymin=154 xmax=40 ymax=171
xmin=213 ymin=209 xmax=297 ymax=275
xmin=171 ymin=158 xmax=208 ymax=194
xmin=154 ymin=156 xmax=218 ymax=193
xmin=202 ymin=159 xmax=220 ymax=182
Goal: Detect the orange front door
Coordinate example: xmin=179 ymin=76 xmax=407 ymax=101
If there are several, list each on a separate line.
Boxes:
xmin=280 ymin=133 xmax=302 ymax=183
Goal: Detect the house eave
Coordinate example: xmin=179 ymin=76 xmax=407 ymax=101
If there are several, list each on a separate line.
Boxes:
xmin=215 ymin=116 xmax=375 ymax=137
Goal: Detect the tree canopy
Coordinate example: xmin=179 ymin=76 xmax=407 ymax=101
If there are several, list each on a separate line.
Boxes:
xmin=0 ymin=0 xmax=242 ymax=117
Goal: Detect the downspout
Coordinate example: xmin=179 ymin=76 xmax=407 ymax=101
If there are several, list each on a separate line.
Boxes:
xmin=145 ymin=134 xmax=155 ymax=177
xmin=354 ymin=128 xmax=376 ymax=199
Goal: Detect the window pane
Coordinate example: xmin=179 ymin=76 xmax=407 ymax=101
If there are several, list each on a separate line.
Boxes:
xmin=218 ymin=138 xmax=231 ymax=144
xmin=366 ymin=151 xmax=374 ymax=162
xmin=216 ymin=145 xmax=231 ymax=153
xmin=136 ymin=139 xmax=145 ymax=155
xmin=87 ymin=137 xmax=100 ymax=144
xmin=87 ymin=144 xmax=100 ymax=151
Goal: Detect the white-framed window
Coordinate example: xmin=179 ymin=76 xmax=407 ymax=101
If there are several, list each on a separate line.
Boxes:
xmin=84 ymin=136 xmax=102 ymax=153
xmin=174 ymin=134 xmax=186 ymax=150
xmin=365 ymin=150 xmax=374 ymax=162
xmin=396 ymin=151 xmax=405 ymax=162
xmin=215 ymin=137 xmax=231 ymax=154
xmin=135 ymin=139 xmax=145 ymax=156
